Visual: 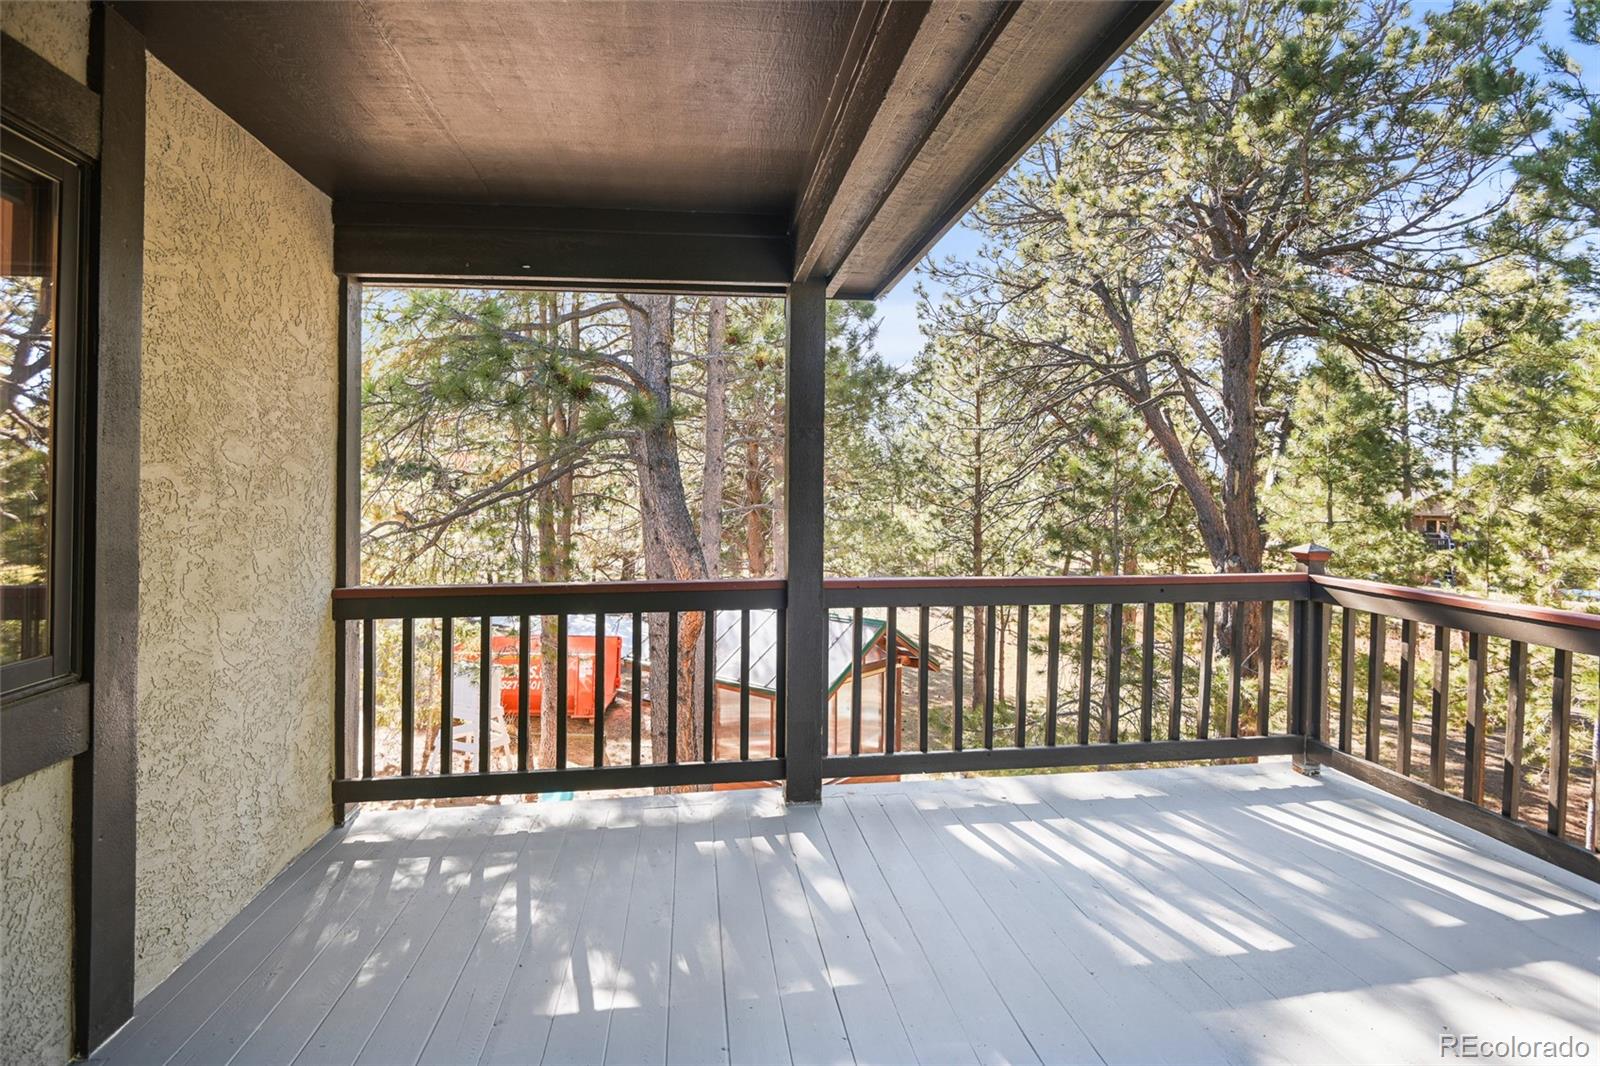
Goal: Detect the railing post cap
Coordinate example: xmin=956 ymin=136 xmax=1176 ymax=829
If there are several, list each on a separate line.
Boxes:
xmin=1287 ymin=543 xmax=1334 ymax=573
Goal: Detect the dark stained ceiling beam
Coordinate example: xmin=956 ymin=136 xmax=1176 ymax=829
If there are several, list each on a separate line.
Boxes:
xmin=790 ymin=0 xmax=939 ymax=282
xmin=333 ymin=201 xmax=792 ymax=292
xmin=829 ymin=0 xmax=1167 ymax=299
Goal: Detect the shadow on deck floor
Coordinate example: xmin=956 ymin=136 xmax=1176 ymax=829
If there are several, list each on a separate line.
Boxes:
xmin=94 ymin=762 xmax=1600 ymax=1065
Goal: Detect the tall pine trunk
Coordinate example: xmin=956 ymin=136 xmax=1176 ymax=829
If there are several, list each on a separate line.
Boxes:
xmin=700 ymin=297 xmax=728 ymax=576
xmin=744 ymin=438 xmax=768 ymax=576
xmin=629 ymin=295 xmax=712 ymax=772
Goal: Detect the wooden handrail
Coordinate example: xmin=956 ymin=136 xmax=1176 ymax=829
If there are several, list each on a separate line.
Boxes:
xmin=824 ymin=572 xmax=1309 ymax=608
xmin=1311 ymin=575 xmax=1600 ymax=631
xmin=823 ymin=572 xmax=1307 ymax=589
xmin=1311 ymin=575 xmax=1600 ymax=656
xmin=332 ymin=578 xmax=787 ymax=621
xmin=333 ymin=577 xmax=786 ymax=600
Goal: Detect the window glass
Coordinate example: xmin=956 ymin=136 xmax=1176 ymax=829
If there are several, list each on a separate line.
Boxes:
xmin=1 ymin=157 xmax=58 ymax=666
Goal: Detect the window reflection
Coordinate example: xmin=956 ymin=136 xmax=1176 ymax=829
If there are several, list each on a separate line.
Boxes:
xmin=1 ymin=158 xmax=58 ymax=665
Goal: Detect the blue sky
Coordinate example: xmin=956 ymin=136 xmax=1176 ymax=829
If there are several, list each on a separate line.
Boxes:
xmin=868 ymin=1 xmax=1598 ymax=369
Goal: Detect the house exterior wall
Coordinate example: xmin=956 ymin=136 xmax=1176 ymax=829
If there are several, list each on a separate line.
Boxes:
xmin=1 ymin=0 xmax=89 ymax=84
xmin=135 ymin=58 xmax=338 ymax=997
xmin=0 ymin=763 xmax=74 ymax=1066
xmin=0 ymin=9 xmax=90 ymax=1064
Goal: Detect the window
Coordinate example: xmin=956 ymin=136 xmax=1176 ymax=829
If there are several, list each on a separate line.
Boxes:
xmin=1 ymin=130 xmax=82 ymax=693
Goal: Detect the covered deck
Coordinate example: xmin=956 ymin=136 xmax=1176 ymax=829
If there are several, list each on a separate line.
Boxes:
xmin=94 ymin=762 xmax=1599 ymax=1066
xmin=5 ymin=3 xmax=1598 ymax=1063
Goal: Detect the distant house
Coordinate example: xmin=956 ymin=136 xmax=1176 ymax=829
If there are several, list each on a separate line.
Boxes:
xmin=1409 ymin=497 xmax=1456 ymax=550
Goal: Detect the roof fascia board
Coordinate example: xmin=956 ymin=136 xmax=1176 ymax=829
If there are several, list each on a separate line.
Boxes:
xmin=334 ymin=200 xmax=793 ymax=290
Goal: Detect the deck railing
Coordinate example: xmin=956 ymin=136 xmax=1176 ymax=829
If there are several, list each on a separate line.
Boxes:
xmin=330 ymin=558 xmax=1599 ymax=879
xmin=332 ymin=579 xmax=786 ymax=803
xmin=818 ymin=573 xmax=1311 ymax=776
xmin=1300 ymin=572 xmax=1599 ymax=877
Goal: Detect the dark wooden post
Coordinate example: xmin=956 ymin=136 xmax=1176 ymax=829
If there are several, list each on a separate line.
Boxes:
xmin=1288 ymin=544 xmax=1332 ymax=773
xmin=334 ymin=277 xmax=362 ymax=825
xmin=75 ymin=7 xmax=145 ymax=1054
xmin=784 ymin=279 xmax=827 ymax=803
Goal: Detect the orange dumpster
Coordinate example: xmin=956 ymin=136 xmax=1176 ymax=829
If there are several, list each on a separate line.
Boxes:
xmin=460 ymin=633 xmax=624 ymax=718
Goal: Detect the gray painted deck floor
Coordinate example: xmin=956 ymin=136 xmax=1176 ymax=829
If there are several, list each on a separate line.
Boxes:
xmin=95 ymin=763 xmax=1600 ymax=1066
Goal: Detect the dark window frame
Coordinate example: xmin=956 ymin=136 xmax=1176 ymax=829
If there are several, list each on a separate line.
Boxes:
xmin=1 ymin=125 xmax=86 ymax=698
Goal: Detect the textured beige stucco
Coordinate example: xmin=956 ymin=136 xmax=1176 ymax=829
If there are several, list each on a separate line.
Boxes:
xmin=0 ymin=763 xmax=74 ymax=1066
xmin=136 ymin=59 xmax=338 ymax=997
xmin=0 ymin=0 xmax=89 ymax=84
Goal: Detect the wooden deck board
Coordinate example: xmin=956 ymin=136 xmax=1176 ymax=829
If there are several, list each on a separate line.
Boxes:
xmin=600 ymin=804 xmax=678 ymax=1066
xmin=93 ymin=763 xmax=1600 ymax=1066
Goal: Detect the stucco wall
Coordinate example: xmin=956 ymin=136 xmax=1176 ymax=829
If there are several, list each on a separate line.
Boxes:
xmin=1 ymin=0 xmax=89 ymax=84
xmin=1 ymin=9 xmax=89 ymax=1064
xmin=0 ymin=764 xmax=74 ymax=1066
xmin=136 ymin=59 xmax=338 ymax=996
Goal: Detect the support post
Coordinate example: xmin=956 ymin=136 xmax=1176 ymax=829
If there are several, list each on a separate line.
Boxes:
xmin=783 ymin=280 xmax=827 ymax=803
xmin=1288 ymin=544 xmax=1332 ymax=775
xmin=75 ymin=6 xmax=144 ymax=1054
xmin=334 ymin=277 xmax=362 ymax=825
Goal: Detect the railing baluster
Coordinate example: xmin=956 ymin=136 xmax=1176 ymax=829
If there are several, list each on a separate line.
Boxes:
xmin=1015 ymin=605 xmax=1028 ymax=748
xmin=440 ymin=616 xmax=454 ymax=775
xmin=361 ymin=618 xmax=376 ymax=779
xmin=918 ymin=605 xmax=930 ymax=753
xmin=1464 ymin=630 xmax=1485 ymax=805
xmin=1199 ymin=602 xmax=1215 ymax=740
xmin=666 ymin=612 xmax=679 ymax=764
xmin=479 ymin=616 xmax=493 ymax=773
xmin=739 ymin=609 xmax=751 ymax=761
xmin=516 ymin=615 xmax=530 ymax=772
xmin=1105 ymin=604 xmax=1122 ymax=743
xmin=1314 ymin=602 xmax=1332 ymax=741
xmin=1397 ymin=619 xmax=1416 ymax=776
xmin=630 ymin=611 xmax=642 ymax=767
xmin=335 ymin=619 xmax=350 ymax=795
xmin=594 ymin=612 xmax=606 ymax=768
xmin=886 ymin=605 xmax=898 ymax=755
xmin=851 ymin=607 xmax=864 ymax=756
xmin=1046 ymin=604 xmax=1061 ymax=747
xmin=1366 ymin=613 xmax=1385 ymax=763
xmin=1550 ymin=648 xmax=1572 ymax=837
xmin=1139 ymin=603 xmax=1154 ymax=743
xmin=1169 ymin=603 xmax=1185 ymax=741
xmin=704 ymin=610 xmax=717 ymax=763
xmin=1503 ymin=639 xmax=1526 ymax=821
xmin=556 ymin=614 xmax=568 ymax=770
xmin=1589 ymin=665 xmax=1598 ymax=853
xmin=1338 ymin=607 xmax=1355 ymax=752
xmin=1227 ymin=602 xmax=1244 ymax=738
xmin=953 ymin=605 xmax=965 ymax=751
xmin=1257 ymin=602 xmax=1273 ymax=737
xmin=402 ymin=617 xmax=415 ymax=776
xmin=774 ymin=609 xmax=786 ymax=759
xmin=983 ymin=606 xmax=997 ymax=749
xmin=1288 ymin=600 xmax=1306 ymax=737
xmin=1078 ymin=604 xmax=1095 ymax=745
xmin=1430 ymin=625 xmax=1449 ymax=789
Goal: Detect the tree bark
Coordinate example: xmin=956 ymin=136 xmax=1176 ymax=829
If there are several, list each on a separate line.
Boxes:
xmin=769 ymin=395 xmax=785 ymax=575
xmin=700 ymin=297 xmax=728 ymax=576
xmin=536 ymin=297 xmax=566 ymax=770
xmin=744 ymin=437 xmax=768 ymax=576
xmin=628 ymin=294 xmax=711 ymax=771
xmin=969 ymin=380 xmax=988 ymax=716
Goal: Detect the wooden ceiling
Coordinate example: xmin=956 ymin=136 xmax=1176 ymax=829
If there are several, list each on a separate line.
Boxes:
xmin=115 ymin=0 xmax=1161 ymax=297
